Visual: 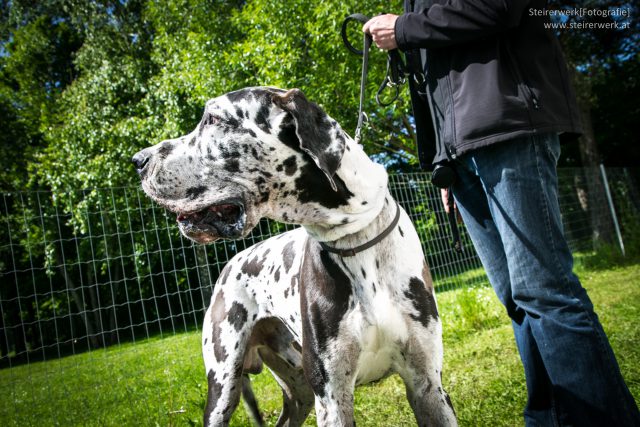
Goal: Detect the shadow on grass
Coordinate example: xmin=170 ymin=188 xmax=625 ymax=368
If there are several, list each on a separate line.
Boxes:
xmin=574 ymin=242 xmax=640 ymax=272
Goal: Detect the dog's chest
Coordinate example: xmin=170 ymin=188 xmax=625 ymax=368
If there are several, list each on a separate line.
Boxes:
xmin=350 ymin=285 xmax=411 ymax=385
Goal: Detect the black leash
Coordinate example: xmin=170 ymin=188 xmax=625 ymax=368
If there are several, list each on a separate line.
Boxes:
xmin=341 ymin=14 xmax=408 ymax=144
xmin=341 ymin=14 xmax=462 ymax=254
xmin=446 ymin=190 xmax=462 ymax=253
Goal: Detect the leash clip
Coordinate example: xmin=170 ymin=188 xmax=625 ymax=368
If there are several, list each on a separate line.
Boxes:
xmin=354 ymin=112 xmax=368 ymax=145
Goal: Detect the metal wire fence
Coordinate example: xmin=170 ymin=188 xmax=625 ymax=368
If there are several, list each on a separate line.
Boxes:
xmin=0 ymin=167 xmax=638 ymax=422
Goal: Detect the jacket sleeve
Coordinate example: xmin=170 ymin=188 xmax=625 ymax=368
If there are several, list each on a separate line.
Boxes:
xmin=395 ymin=0 xmax=532 ymax=49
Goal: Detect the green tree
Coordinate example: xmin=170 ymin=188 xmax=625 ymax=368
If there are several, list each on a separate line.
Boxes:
xmin=0 ymin=1 xmax=81 ymax=188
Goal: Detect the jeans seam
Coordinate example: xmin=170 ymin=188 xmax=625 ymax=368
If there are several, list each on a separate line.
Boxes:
xmin=534 ymin=134 xmax=631 ymax=421
xmin=532 ymin=136 xmax=576 ymax=427
xmin=534 ymin=135 xmax=583 ymax=299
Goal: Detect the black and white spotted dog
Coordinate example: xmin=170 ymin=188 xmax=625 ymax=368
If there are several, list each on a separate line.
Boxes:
xmin=133 ymin=87 xmax=457 ymax=427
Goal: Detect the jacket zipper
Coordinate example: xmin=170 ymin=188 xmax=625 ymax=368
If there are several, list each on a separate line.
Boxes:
xmin=422 ymin=49 xmax=457 ymax=161
xmin=504 ymin=40 xmax=541 ymax=111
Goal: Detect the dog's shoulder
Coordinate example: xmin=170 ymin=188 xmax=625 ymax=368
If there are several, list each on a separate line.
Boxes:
xmin=218 ymin=227 xmax=308 ymax=285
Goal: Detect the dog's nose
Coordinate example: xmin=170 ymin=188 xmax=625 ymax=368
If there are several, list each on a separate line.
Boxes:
xmin=132 ymin=150 xmax=150 ymax=174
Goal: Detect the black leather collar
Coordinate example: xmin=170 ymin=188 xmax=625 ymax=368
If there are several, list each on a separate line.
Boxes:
xmin=319 ymin=202 xmax=401 ymax=257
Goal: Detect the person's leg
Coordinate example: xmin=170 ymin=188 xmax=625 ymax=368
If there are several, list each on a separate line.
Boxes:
xmin=452 ymin=159 xmax=558 ymax=426
xmin=459 ymin=133 xmax=639 ymax=426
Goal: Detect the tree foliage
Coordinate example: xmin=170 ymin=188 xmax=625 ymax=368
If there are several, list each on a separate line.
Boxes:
xmin=3 ymin=0 xmax=634 ymax=192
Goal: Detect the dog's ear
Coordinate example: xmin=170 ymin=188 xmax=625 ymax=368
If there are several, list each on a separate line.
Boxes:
xmin=273 ymin=88 xmax=345 ymax=191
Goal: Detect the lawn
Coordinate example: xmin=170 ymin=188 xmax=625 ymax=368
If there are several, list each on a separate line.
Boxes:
xmin=1 ymin=259 xmax=638 ymax=426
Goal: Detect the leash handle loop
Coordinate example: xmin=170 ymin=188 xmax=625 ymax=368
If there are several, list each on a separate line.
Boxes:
xmin=341 ymin=14 xmax=371 ymax=55
xmin=341 ymin=14 xmax=372 ymax=144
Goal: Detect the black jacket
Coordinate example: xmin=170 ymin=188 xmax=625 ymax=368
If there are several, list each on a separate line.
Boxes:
xmin=395 ymin=0 xmax=582 ymax=167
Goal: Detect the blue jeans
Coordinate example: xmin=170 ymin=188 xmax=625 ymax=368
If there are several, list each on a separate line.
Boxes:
xmin=451 ymin=133 xmax=640 ymax=426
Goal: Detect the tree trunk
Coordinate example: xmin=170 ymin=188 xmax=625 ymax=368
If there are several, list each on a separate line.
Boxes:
xmin=86 ymin=263 xmax=105 ymax=348
xmin=56 ymin=252 xmax=100 ymax=349
xmin=572 ymin=69 xmax=615 ymax=247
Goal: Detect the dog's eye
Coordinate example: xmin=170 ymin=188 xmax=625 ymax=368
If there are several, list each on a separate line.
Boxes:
xmin=203 ymin=114 xmax=221 ymax=127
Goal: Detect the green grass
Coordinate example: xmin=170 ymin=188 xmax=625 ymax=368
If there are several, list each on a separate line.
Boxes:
xmin=1 ymin=261 xmax=639 ymax=426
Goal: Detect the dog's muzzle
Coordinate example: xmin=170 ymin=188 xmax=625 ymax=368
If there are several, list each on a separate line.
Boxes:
xmin=132 ymin=149 xmax=151 ymax=175
xmin=177 ymin=201 xmax=246 ymax=243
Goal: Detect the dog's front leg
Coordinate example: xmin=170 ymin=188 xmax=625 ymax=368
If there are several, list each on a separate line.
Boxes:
xmin=303 ymin=338 xmax=359 ymax=427
xmin=202 ymin=287 xmax=256 ymax=427
xmin=300 ymin=247 xmax=360 ymax=426
xmin=400 ymin=323 xmax=458 ymax=427
xmin=300 ymin=283 xmax=359 ymax=426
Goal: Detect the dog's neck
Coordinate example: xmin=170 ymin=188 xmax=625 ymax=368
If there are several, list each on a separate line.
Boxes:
xmin=313 ymin=192 xmax=399 ymax=258
xmin=302 ymin=137 xmax=390 ymax=243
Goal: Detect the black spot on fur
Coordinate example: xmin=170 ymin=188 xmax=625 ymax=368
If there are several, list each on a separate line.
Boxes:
xmin=241 ymin=255 xmax=265 ymax=277
xmin=404 ymin=277 xmax=439 ymax=327
xmin=205 ymin=370 xmax=224 ymax=424
xmin=289 ymin=275 xmax=298 ymax=297
xmin=294 ymin=163 xmax=354 ymax=208
xmin=399 ymin=226 xmax=404 ymax=237
xmin=185 ymin=186 xmax=207 ymax=200
xmin=158 ymin=142 xmax=174 ymax=159
xmin=228 ymin=302 xmax=248 ymax=332
xmin=218 ymin=264 xmax=232 ymax=286
xmin=277 ymin=115 xmax=304 ymax=153
xmin=226 ymin=114 xmax=240 ymax=128
xmin=220 ymin=146 xmax=241 ymax=159
xmin=255 ymin=103 xmax=271 ymax=134
xmin=210 ymin=291 xmax=228 ymax=362
xmin=226 ymin=88 xmax=251 ymax=103
xmin=282 ymin=241 xmax=296 ymax=273
xmin=282 ymin=156 xmax=297 ymax=176
xmin=274 ymin=267 xmax=281 ymax=282
xmin=225 ymin=159 xmax=240 ymax=173
xmin=445 ymin=392 xmax=456 ymax=413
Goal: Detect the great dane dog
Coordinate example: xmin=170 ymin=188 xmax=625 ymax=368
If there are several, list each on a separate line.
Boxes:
xmin=133 ymin=87 xmax=457 ymax=427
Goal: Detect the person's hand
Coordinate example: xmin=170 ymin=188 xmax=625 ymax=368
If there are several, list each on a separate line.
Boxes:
xmin=441 ymin=188 xmax=463 ymax=222
xmin=362 ymin=14 xmax=399 ymax=50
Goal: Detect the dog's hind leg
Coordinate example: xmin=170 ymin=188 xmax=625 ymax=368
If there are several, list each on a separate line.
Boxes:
xmin=253 ymin=319 xmax=313 ymax=427
xmin=202 ymin=287 xmax=257 ymax=427
xmin=241 ymin=374 xmax=264 ymax=427
xmin=257 ymin=357 xmax=313 ymax=427
xmin=241 ymin=347 xmax=265 ymax=427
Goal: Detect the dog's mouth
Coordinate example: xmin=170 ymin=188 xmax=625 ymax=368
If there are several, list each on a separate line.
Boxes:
xmin=176 ymin=201 xmax=246 ymax=244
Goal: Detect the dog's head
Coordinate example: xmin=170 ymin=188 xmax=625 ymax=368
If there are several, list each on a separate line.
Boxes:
xmin=133 ymin=87 xmax=354 ymax=244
